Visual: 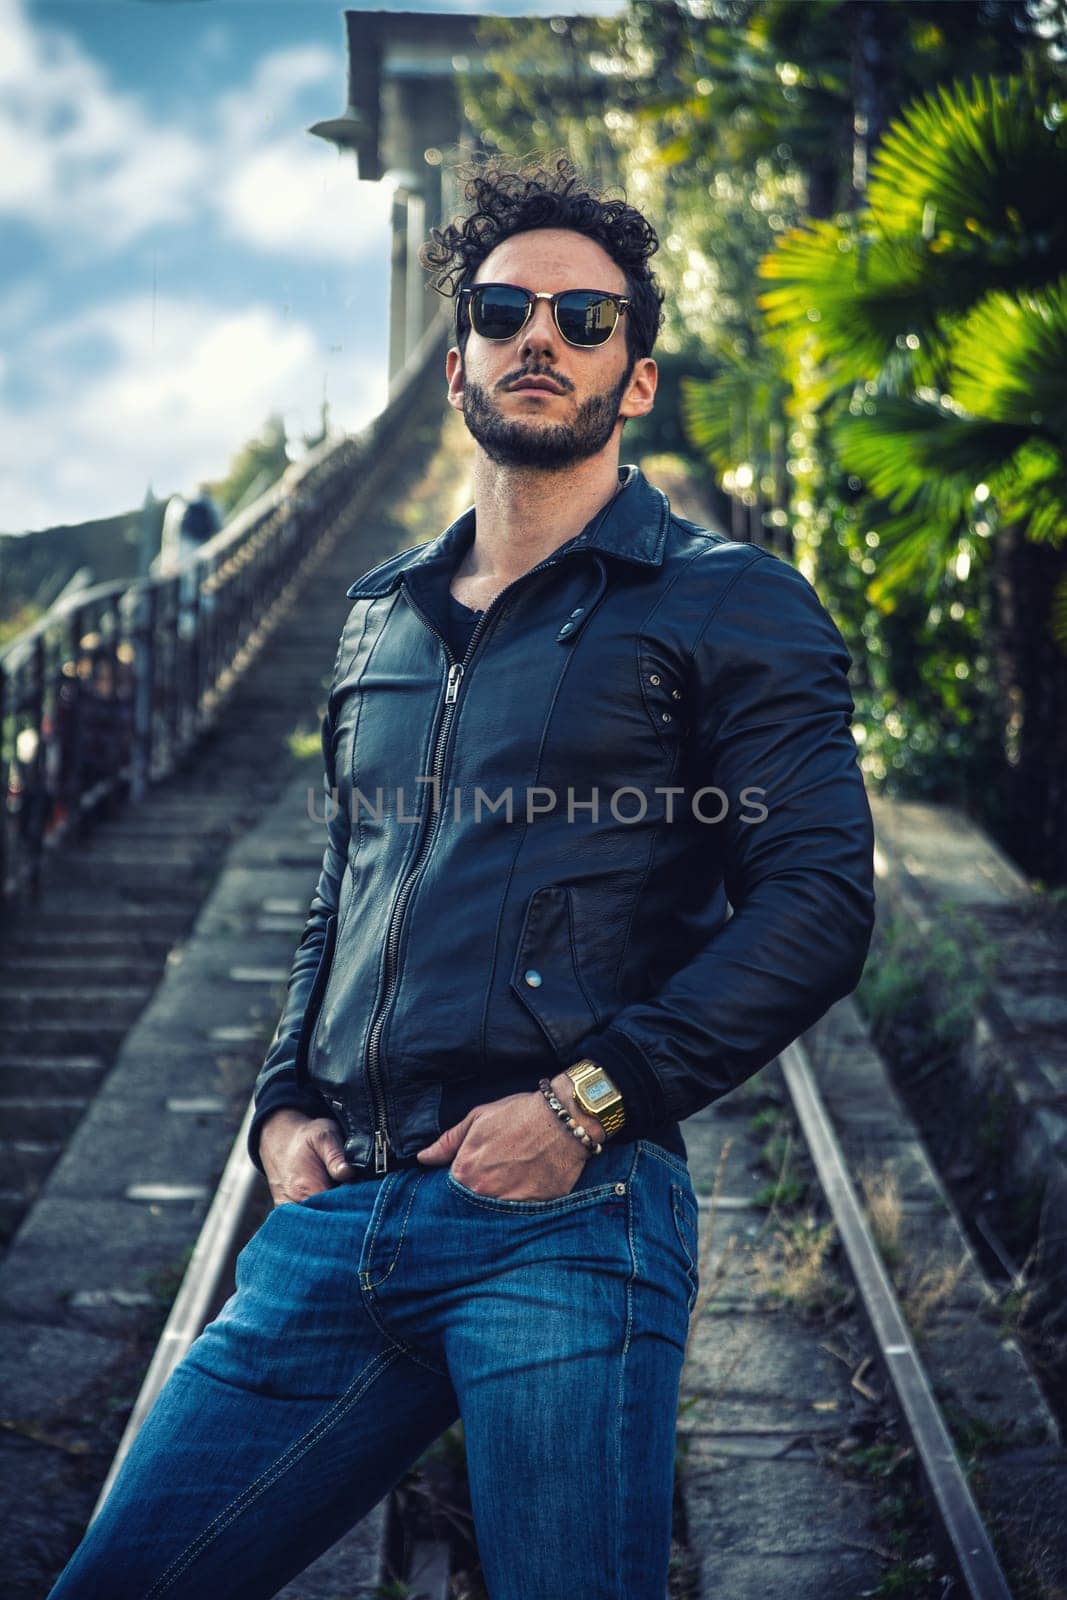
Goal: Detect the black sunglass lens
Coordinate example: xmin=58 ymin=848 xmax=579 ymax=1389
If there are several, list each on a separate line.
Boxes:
xmin=471 ymin=286 xmax=531 ymax=339
xmin=556 ymin=292 xmax=618 ymax=346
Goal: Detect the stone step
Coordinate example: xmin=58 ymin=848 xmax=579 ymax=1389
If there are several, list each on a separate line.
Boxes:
xmin=48 ymin=883 xmax=205 ymax=910
xmin=93 ymin=810 xmax=238 ymax=831
xmin=0 ymin=1057 xmax=107 ymax=1095
xmin=5 ymin=909 xmax=190 ymax=939
xmin=0 ymin=1138 xmax=63 ymax=1187
xmin=0 ymin=1021 xmax=128 ymax=1056
xmin=76 ymin=845 xmax=218 ymax=869
xmin=0 ymin=986 xmax=150 ymax=1023
xmin=0 ymin=1097 xmax=87 ymax=1139
xmin=0 ymin=957 xmax=161 ymax=985
xmin=2 ymin=930 xmax=184 ymax=962
xmin=177 ymin=780 xmax=280 ymax=802
xmin=102 ymin=802 xmax=250 ymax=823
xmin=50 ymin=859 xmax=215 ymax=890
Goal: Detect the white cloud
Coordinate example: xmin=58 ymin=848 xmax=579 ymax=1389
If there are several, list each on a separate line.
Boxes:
xmin=0 ymin=2 xmax=396 ymax=531
xmin=0 ymin=7 xmax=386 ymax=265
xmin=212 ymin=43 xmax=393 ymax=264
xmin=0 ymin=278 xmax=46 ymax=334
xmin=0 ymin=0 xmax=207 ymax=248
xmin=215 ymin=43 xmax=337 ymax=145
xmin=220 ymin=141 xmax=393 ymax=265
xmin=0 ymin=295 xmax=388 ymax=532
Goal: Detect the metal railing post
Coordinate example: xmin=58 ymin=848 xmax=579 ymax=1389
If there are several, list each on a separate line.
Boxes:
xmin=130 ymin=585 xmax=155 ymax=804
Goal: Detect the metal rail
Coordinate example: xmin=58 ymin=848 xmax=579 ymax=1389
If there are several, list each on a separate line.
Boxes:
xmin=91 ymin=1100 xmax=259 ymax=1518
xmin=779 ymin=1037 xmax=1014 ymax=1600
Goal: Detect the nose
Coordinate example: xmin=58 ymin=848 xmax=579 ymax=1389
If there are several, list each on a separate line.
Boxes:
xmin=516 ymin=296 xmax=560 ymax=363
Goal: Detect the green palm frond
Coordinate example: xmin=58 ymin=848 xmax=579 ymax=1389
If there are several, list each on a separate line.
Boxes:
xmin=834 ymin=401 xmax=1066 ymax=582
xmin=680 ymin=364 xmax=790 ymax=478
xmin=832 ymin=398 xmax=1032 ymax=511
xmin=869 ymin=76 xmax=1067 ymax=291
xmin=831 ymin=399 xmax=1022 ymax=608
xmin=758 ymin=221 xmax=985 ymax=380
xmin=991 ymin=439 xmax=1067 ymax=547
xmin=759 ymin=77 xmax=1067 ymax=386
xmin=681 ymin=373 xmax=745 ymax=472
xmin=862 ymin=505 xmax=968 ymax=611
xmin=949 ymin=277 xmax=1067 ymax=438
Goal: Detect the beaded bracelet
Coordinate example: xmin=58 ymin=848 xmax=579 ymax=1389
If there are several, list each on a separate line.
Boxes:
xmin=538 ymin=1077 xmax=603 ymax=1157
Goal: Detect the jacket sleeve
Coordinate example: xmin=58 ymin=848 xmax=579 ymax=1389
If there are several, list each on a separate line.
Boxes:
xmin=572 ymin=548 xmax=876 ymax=1139
xmin=246 ymin=700 xmax=350 ymax=1176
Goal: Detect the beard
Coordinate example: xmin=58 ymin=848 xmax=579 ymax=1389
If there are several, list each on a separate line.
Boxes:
xmin=461 ymin=363 xmax=633 ymax=472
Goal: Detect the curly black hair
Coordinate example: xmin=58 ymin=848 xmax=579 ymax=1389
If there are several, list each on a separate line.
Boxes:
xmin=419 ymin=154 xmax=664 ymax=368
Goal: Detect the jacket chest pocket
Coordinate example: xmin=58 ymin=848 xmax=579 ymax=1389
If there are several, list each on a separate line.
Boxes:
xmin=638 ymin=642 xmax=690 ymax=754
xmin=510 ymin=886 xmax=601 ymax=1060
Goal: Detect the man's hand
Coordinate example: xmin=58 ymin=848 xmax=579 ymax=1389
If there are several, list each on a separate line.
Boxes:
xmin=415 ymin=1073 xmax=607 ymax=1200
xmin=259 ymin=1107 xmax=358 ymax=1208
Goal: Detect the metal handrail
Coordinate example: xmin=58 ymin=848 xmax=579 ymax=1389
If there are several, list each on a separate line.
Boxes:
xmin=0 ymin=309 xmax=451 ymax=911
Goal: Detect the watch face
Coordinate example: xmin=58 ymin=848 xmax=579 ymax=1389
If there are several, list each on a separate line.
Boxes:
xmin=585 ymin=1077 xmax=615 ymax=1106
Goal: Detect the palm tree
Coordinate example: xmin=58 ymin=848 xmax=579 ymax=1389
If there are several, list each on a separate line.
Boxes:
xmin=759 ymin=74 xmax=1067 ymax=882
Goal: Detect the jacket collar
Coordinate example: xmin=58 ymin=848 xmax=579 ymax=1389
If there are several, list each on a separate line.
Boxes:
xmin=345 ymin=464 xmax=670 ymax=599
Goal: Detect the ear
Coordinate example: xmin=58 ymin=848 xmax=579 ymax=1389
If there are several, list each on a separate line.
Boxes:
xmin=446 ymin=345 xmax=465 ymax=413
xmin=618 ymin=356 xmax=657 ymax=422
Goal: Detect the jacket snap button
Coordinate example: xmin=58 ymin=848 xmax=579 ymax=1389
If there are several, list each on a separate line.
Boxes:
xmin=570 ymin=606 xmax=584 ymax=618
xmin=524 ymin=968 xmax=543 ymax=988
xmin=649 ymin=673 xmax=661 ymax=685
xmin=559 ymin=623 xmax=573 ymax=635
xmin=662 ymin=712 xmax=672 ymax=722
xmin=614 ymin=1182 xmax=626 ymax=1196
xmin=672 ymin=688 xmax=682 ymax=700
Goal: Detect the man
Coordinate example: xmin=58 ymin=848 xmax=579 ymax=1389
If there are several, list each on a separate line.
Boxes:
xmin=49 ymin=158 xmax=875 ymax=1600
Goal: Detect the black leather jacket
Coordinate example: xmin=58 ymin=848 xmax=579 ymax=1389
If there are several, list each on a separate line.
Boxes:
xmin=248 ymin=466 xmax=876 ymax=1176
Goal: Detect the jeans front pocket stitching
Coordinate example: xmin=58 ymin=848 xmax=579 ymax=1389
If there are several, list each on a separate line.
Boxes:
xmin=359 ymin=1171 xmax=424 ymax=1290
xmin=444 ymin=1168 xmax=622 ymax=1215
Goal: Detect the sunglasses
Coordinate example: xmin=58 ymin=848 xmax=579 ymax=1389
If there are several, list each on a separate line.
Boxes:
xmin=457 ymin=282 xmax=631 ymax=348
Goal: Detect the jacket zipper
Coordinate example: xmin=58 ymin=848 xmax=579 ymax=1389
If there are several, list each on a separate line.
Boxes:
xmin=356 ymin=547 xmax=578 ymax=1171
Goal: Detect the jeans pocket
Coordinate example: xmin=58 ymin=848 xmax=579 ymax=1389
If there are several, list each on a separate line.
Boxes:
xmin=444 ymin=1165 xmax=621 ymax=1215
xmin=670 ymin=1183 xmax=700 ymax=1315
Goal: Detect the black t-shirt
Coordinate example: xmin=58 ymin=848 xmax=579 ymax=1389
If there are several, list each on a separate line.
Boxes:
xmin=445 ymin=589 xmax=483 ymax=661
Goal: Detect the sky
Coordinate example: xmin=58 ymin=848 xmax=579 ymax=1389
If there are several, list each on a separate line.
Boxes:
xmin=0 ymin=0 xmax=622 ymax=537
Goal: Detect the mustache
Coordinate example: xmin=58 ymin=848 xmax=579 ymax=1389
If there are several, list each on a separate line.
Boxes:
xmin=498 ymin=367 xmax=573 ymax=393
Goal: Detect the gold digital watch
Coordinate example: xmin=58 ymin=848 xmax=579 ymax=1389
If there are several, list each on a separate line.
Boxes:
xmin=564 ymin=1059 xmax=626 ymax=1140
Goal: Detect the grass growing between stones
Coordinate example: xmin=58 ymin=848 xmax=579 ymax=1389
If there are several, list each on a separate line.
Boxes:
xmin=856 ymin=906 xmax=1067 ymax=1433
xmin=855 ymin=1161 xmax=972 ymax=1338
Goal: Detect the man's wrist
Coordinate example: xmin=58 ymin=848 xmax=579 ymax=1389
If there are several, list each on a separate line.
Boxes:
xmin=548 ymin=1071 xmax=607 ymax=1145
xmin=263 ymin=1106 xmax=315 ymax=1132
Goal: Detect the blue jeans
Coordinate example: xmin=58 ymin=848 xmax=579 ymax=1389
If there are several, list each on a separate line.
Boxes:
xmin=48 ymin=1138 xmax=699 ymax=1600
